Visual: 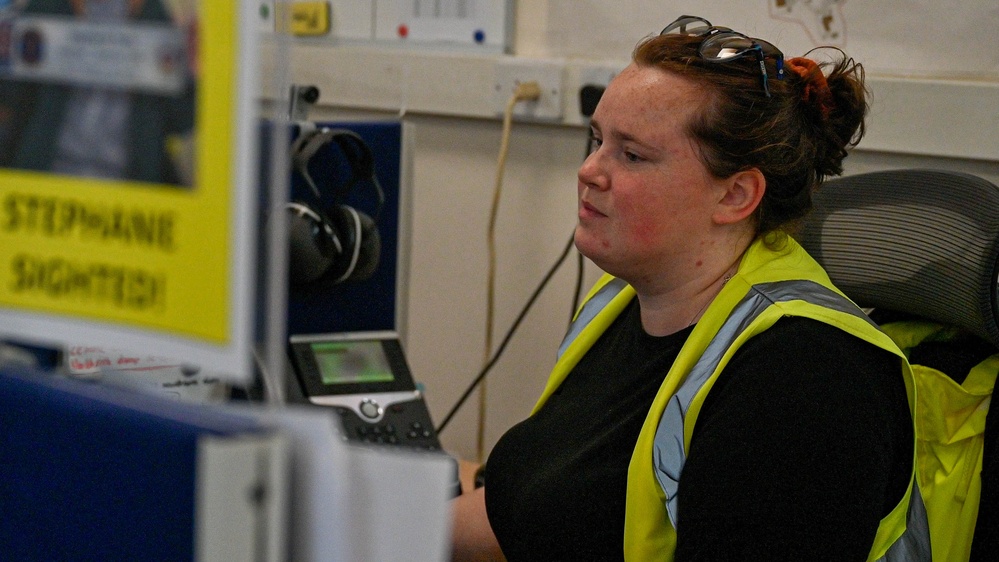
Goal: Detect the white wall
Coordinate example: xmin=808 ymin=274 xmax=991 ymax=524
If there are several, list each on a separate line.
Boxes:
xmin=282 ymin=1 xmax=999 ymax=461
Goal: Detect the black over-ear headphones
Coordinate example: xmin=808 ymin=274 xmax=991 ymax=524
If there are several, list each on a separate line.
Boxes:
xmin=286 ymin=126 xmax=384 ymax=288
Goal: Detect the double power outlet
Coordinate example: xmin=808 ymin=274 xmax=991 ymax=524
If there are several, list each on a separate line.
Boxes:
xmin=492 ymin=59 xmax=564 ymax=121
xmin=492 ymin=58 xmax=622 ymax=124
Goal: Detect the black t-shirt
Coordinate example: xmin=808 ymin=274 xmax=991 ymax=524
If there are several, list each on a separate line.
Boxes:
xmin=485 ymin=300 xmax=912 ymax=561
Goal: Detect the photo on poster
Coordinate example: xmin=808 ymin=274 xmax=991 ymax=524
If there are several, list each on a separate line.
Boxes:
xmin=0 ymin=0 xmax=198 ymax=187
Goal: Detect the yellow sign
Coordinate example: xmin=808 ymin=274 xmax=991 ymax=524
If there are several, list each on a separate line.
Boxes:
xmin=277 ymin=1 xmax=331 ymax=36
xmin=0 ymin=2 xmax=257 ymax=375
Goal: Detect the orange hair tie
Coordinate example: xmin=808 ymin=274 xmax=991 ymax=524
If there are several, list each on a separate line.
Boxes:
xmin=787 ymin=57 xmax=834 ymax=120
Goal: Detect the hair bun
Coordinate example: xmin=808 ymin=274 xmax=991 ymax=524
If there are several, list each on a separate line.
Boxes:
xmin=787 ymin=57 xmax=834 ymax=120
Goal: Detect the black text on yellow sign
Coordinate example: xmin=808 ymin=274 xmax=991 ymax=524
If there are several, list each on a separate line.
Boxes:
xmin=9 ymin=254 xmax=166 ymax=313
xmin=3 ymin=192 xmax=177 ymax=252
xmin=2 ymin=192 xmax=176 ymax=316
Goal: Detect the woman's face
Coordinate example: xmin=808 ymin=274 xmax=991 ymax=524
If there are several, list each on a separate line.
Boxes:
xmin=575 ymin=63 xmax=729 ymax=289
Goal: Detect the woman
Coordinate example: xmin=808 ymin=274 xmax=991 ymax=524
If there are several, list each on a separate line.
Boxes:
xmin=453 ymin=16 xmax=926 ymax=561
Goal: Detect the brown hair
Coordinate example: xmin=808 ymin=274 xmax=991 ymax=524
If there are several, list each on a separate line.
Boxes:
xmin=633 ymin=33 xmax=868 ymax=235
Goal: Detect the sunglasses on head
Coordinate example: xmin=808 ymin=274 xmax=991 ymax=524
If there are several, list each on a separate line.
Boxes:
xmin=660 ymin=15 xmax=785 ymax=97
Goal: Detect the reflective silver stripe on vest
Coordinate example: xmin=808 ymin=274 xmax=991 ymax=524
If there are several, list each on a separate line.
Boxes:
xmin=653 ymin=280 xmax=877 ymax=528
xmin=651 ymin=279 xmax=929 ymax=560
xmin=558 ymin=277 xmax=630 ymax=360
xmin=878 ymin=481 xmax=932 ymax=562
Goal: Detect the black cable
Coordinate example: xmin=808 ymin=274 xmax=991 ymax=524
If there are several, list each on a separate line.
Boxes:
xmin=436 ymin=232 xmax=577 ymax=434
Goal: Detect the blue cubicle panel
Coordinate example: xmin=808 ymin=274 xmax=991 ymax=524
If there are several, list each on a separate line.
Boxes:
xmin=286 ymin=121 xmax=402 ymax=337
xmin=0 ymin=367 xmax=268 ymax=561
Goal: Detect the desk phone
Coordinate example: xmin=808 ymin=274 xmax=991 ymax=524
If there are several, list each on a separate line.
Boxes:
xmin=288 ymin=331 xmax=444 ymax=452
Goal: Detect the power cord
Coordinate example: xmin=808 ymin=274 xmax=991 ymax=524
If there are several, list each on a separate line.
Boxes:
xmin=436 ymin=231 xmax=576 ymax=435
xmin=475 ymin=81 xmax=542 ymax=461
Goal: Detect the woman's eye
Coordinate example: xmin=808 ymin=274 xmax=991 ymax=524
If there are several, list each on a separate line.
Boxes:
xmin=624 ymin=151 xmax=642 ymax=162
xmin=587 ymin=136 xmax=602 ymax=155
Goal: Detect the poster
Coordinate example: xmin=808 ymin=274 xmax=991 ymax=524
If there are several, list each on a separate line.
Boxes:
xmin=0 ymin=0 xmax=260 ymax=379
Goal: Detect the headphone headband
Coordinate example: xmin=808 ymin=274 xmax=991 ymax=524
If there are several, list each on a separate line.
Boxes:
xmin=290 ymin=126 xmax=384 ymax=220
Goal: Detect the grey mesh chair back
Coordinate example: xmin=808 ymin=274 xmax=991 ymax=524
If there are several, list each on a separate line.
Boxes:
xmin=796 ymin=168 xmax=999 ymax=349
xmin=797 ymin=168 xmax=999 ymax=562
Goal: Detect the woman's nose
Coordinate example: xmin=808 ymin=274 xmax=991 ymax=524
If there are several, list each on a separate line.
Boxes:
xmin=577 ymin=149 xmax=607 ymax=191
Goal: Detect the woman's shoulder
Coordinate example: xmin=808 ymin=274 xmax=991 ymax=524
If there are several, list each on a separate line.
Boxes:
xmin=706 ymin=314 xmax=908 ymax=430
xmin=729 ymin=315 xmax=901 ymax=391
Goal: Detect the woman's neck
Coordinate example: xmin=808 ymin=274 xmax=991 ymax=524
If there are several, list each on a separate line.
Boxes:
xmin=635 ymin=261 xmax=738 ymax=336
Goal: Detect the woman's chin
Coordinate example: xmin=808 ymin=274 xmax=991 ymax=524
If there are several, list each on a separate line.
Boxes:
xmin=574 ymin=229 xmax=610 ymax=264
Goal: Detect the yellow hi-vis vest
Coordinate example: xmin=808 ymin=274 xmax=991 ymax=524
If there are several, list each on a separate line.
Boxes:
xmin=880 ymin=321 xmax=999 ymax=562
xmin=533 ymin=237 xmax=931 ymax=561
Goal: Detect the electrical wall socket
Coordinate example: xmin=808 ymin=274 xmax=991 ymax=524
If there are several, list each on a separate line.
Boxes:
xmin=557 ymin=60 xmax=626 ymax=126
xmin=578 ymin=62 xmax=622 ymax=91
xmin=492 ymin=58 xmax=564 ymax=121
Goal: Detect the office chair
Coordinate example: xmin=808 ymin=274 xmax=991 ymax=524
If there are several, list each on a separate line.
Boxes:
xmin=795 ymin=168 xmax=999 ymax=562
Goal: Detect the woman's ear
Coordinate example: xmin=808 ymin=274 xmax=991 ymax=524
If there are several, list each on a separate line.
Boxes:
xmin=713 ymin=169 xmax=766 ymax=225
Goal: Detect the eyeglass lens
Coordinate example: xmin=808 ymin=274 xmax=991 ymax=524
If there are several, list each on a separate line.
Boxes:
xmin=699 ymin=33 xmax=758 ymax=61
xmin=661 ymin=15 xmax=713 ymax=36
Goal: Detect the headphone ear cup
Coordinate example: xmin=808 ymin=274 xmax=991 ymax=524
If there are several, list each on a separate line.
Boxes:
xmin=286 ymin=202 xmax=341 ymax=286
xmin=327 ymin=204 xmax=380 ymax=283
xmin=352 ymin=210 xmax=381 ymax=281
